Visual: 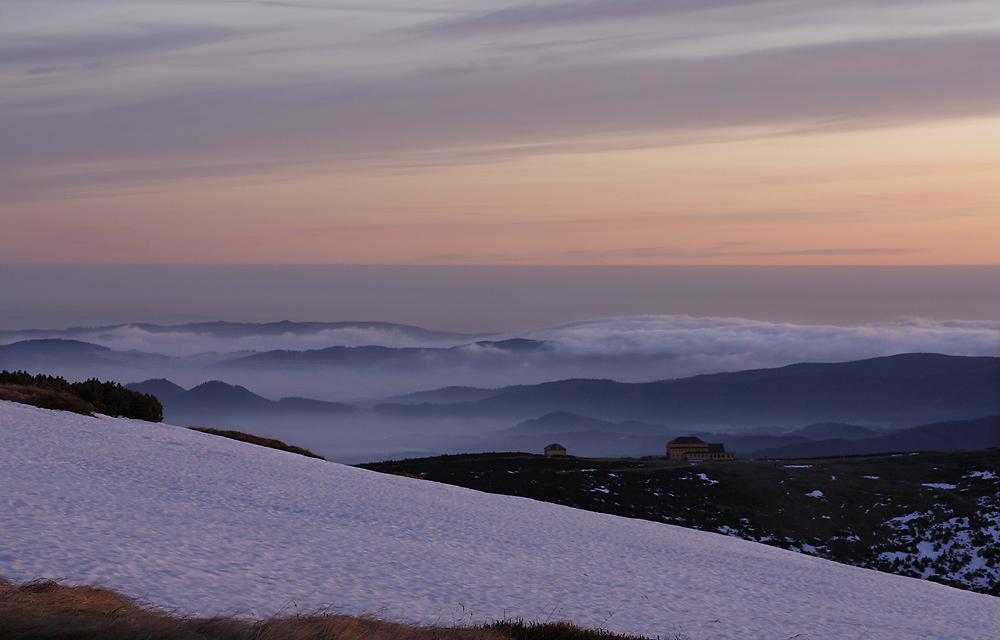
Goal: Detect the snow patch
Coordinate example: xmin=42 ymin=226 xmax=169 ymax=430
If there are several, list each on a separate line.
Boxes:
xmin=967 ymin=471 xmax=998 ymax=480
xmin=3 ymin=400 xmax=1000 ymax=640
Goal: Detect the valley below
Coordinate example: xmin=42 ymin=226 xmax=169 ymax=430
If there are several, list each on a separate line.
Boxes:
xmin=362 ymin=447 xmax=1000 ymax=597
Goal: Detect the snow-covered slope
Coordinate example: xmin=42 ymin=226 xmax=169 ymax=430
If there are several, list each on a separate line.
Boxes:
xmin=1 ymin=400 xmax=997 ymax=640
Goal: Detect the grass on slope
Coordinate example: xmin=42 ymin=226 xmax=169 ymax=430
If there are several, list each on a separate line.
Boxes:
xmin=0 ymin=578 xmax=657 ymax=640
xmin=188 ymin=427 xmax=326 ymax=460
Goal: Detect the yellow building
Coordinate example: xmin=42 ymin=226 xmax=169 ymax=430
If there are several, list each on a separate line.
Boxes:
xmin=667 ymin=437 xmax=735 ymax=461
xmin=544 ymin=443 xmax=567 ymax=456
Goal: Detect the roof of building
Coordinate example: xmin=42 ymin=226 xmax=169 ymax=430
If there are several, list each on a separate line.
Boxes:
xmin=668 ymin=437 xmax=707 ymax=445
xmin=707 ymin=443 xmax=728 ymax=453
xmin=544 ymin=443 xmax=566 ymax=451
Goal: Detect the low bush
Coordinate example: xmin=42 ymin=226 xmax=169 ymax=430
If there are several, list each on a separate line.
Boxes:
xmin=0 ymin=371 xmax=162 ymax=422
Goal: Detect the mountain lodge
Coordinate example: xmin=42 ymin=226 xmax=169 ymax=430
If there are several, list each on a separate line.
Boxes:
xmin=667 ymin=436 xmax=735 ymax=461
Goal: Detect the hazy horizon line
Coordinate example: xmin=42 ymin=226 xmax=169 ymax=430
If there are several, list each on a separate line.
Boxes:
xmin=3 ymin=264 xmax=999 ymax=333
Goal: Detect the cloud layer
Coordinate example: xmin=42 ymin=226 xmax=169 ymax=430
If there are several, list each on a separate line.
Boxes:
xmin=3 ymin=2 xmax=999 ymax=264
xmin=514 ymin=316 xmax=1000 ymax=375
xmin=3 ymin=315 xmax=996 ymax=381
xmin=4 ymin=1 xmax=1000 ymax=188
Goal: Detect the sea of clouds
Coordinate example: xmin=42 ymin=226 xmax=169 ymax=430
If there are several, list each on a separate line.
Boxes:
xmin=4 ymin=315 xmax=997 ymax=374
xmin=1 ymin=316 xmax=997 ymax=403
xmin=27 ymin=324 xmax=474 ymax=356
xmin=510 ymin=316 xmax=1000 ymax=375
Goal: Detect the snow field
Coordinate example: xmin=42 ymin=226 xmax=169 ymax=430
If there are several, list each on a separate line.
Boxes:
xmin=1 ymin=400 xmax=999 ymax=640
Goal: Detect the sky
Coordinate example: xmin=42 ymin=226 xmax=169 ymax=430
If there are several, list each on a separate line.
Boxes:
xmin=2 ymin=265 xmax=1000 ymax=332
xmin=3 ymin=0 xmax=999 ymax=266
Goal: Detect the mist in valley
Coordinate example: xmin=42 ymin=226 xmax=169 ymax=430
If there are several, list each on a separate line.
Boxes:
xmin=2 ymin=315 xmax=998 ymax=463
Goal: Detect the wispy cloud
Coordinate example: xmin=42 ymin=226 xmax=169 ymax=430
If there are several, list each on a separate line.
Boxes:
xmin=423 ymin=246 xmax=923 ymax=263
xmin=745 ymin=248 xmax=924 ymax=257
xmin=3 ymin=0 xmax=999 ymax=266
xmin=4 ymin=30 xmax=1000 ymax=188
xmin=0 ymin=25 xmax=241 ymax=67
xmin=415 ymin=0 xmax=760 ymax=35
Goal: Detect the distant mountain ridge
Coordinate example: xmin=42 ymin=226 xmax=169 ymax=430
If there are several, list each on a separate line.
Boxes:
xmin=125 ymin=379 xmax=357 ymax=422
xmin=752 ymin=415 xmax=1000 ymax=458
xmin=0 ymin=335 xmax=551 ymax=374
xmin=377 ymin=353 xmax=1000 ymax=430
xmin=0 ymin=339 xmax=174 ymax=366
xmin=125 ymin=378 xmax=187 ymax=401
xmin=11 ymin=350 xmax=1000 ymax=460
xmin=0 ymin=320 xmax=485 ymax=342
xmin=222 ymin=338 xmax=550 ymax=368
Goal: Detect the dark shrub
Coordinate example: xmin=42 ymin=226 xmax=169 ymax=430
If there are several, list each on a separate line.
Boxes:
xmin=0 ymin=371 xmax=163 ymax=422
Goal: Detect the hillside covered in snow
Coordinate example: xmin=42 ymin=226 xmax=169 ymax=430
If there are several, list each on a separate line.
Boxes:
xmin=1 ymin=400 xmax=999 ymax=640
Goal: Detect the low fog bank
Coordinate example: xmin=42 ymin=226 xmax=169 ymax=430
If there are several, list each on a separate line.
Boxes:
xmin=159 ymin=408 xmax=713 ymax=464
xmin=3 ymin=315 xmax=997 ymax=462
xmin=1 ymin=316 xmax=997 ymax=402
xmin=510 ymin=316 xmax=1000 ymax=364
xmin=0 ymin=321 xmax=480 ymax=357
xmin=166 ymin=411 xmax=490 ymax=465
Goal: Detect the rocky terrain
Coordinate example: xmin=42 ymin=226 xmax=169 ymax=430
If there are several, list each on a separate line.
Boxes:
xmin=362 ymin=448 xmax=1000 ymax=596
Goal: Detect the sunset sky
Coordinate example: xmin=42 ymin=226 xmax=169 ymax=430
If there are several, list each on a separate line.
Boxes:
xmin=3 ymin=0 xmax=999 ymax=265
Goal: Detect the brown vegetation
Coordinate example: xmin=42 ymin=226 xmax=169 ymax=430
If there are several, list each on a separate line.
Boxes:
xmin=0 ymin=371 xmax=163 ymax=421
xmin=188 ymin=427 xmax=326 ymax=460
xmin=0 ymin=383 xmax=96 ymax=416
xmin=0 ymin=578 xmax=656 ymax=640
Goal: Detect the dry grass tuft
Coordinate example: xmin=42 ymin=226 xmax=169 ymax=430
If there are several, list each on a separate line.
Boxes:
xmin=0 ymin=578 xmax=659 ymax=640
xmin=0 ymin=384 xmax=96 ymax=416
xmin=188 ymin=427 xmax=326 ymax=460
xmin=485 ymin=620 xmax=650 ymax=640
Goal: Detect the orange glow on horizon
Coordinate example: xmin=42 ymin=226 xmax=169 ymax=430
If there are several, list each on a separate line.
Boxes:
xmin=5 ymin=117 xmax=998 ymax=266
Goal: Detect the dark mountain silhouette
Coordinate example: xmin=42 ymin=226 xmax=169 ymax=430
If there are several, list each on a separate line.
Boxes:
xmin=0 ymin=339 xmax=177 ymax=369
xmin=126 ymin=320 xmax=483 ymax=341
xmin=159 ymin=380 xmax=356 ymax=421
xmin=0 ymin=339 xmax=116 ymax=363
xmin=751 ymin=415 xmax=1000 ymax=459
xmin=693 ymin=432 xmax=811 ymax=455
xmin=505 ymin=411 xmax=667 ymax=435
xmin=375 ymin=354 xmax=1000 ymax=430
xmin=713 ymin=352 xmax=1000 ymax=380
xmin=225 ymin=345 xmax=412 ymax=368
xmin=125 ymin=378 xmax=188 ymax=401
xmin=788 ymin=422 xmax=877 ymax=440
xmin=0 ymin=320 xmax=483 ymax=342
xmin=170 ymin=381 xmax=275 ymax=413
xmin=477 ymin=411 xmax=812 ymax=458
xmin=276 ymin=396 xmax=356 ymax=412
xmin=468 ymin=338 xmax=547 ymax=352
xmin=221 ymin=338 xmax=549 ymax=369
xmin=385 ymin=386 xmax=503 ymax=405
